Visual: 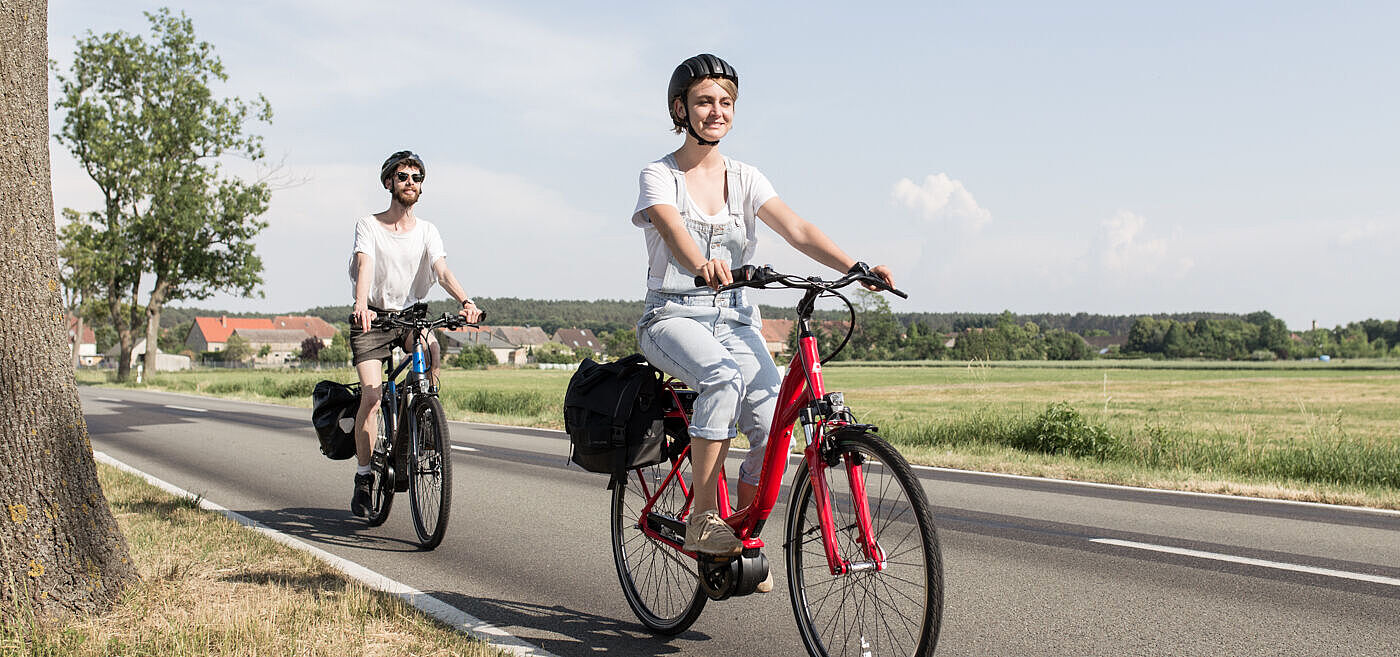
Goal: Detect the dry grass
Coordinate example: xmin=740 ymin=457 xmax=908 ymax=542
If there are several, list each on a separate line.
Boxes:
xmin=1 ymin=465 xmax=509 ymax=657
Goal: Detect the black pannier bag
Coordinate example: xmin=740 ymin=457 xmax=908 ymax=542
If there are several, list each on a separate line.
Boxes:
xmin=311 ymin=380 xmax=360 ymax=460
xmin=564 ymin=354 xmax=668 ymax=478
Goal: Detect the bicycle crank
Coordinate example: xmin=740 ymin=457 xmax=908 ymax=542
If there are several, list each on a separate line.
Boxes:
xmin=699 ymin=549 xmax=769 ymax=600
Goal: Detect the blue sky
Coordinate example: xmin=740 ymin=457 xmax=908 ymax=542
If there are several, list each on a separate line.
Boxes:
xmin=46 ymin=1 xmax=1399 ymax=331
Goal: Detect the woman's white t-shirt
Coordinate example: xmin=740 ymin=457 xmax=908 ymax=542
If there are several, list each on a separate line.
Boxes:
xmin=347 ymin=215 xmax=446 ymax=311
xmin=631 ymin=156 xmax=778 ymax=291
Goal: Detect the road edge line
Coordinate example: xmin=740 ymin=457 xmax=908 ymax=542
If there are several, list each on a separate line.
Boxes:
xmin=93 ymin=451 xmax=560 ymax=657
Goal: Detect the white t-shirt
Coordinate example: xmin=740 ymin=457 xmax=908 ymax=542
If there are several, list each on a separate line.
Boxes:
xmin=631 ymin=156 xmax=778 ymax=290
xmin=347 ymin=215 xmax=447 ymax=311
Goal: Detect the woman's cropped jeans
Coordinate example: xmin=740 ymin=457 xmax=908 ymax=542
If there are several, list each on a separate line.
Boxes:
xmin=637 ymin=289 xmax=780 ymax=486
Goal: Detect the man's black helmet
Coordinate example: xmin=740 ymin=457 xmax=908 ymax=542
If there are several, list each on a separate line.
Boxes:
xmin=667 ymin=54 xmax=738 ymax=138
xmin=380 ymin=150 xmax=426 ymax=183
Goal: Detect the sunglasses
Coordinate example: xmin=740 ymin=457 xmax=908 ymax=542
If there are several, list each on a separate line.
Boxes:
xmin=395 ymin=172 xmax=425 ymax=183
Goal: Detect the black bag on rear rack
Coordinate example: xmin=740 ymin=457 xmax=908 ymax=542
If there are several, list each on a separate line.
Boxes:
xmin=311 ymin=380 xmax=360 ymax=460
xmin=564 ymin=354 xmax=667 ymax=481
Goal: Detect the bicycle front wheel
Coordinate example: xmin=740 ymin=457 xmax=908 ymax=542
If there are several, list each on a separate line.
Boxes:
xmin=610 ymin=434 xmax=706 ymax=635
xmin=409 ymin=396 xmax=452 ymax=550
xmin=785 ymin=431 xmax=943 ymax=657
xmin=366 ymin=411 xmax=394 ymax=527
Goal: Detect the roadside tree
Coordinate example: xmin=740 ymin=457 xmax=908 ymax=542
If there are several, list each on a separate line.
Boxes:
xmin=53 ymin=8 xmax=272 ymax=381
xmin=0 ymin=0 xmax=138 ymax=619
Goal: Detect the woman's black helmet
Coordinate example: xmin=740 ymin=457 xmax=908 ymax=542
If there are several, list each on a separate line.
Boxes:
xmin=380 ymin=150 xmax=426 ymax=184
xmin=668 ymin=54 xmax=738 ymax=145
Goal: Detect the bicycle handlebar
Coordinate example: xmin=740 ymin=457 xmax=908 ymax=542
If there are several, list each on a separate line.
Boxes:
xmin=367 ymin=303 xmax=486 ymax=331
xmin=693 ymin=264 xmax=909 ymax=299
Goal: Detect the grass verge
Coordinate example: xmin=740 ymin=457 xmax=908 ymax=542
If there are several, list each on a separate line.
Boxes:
xmin=0 ymin=464 xmax=509 ymax=657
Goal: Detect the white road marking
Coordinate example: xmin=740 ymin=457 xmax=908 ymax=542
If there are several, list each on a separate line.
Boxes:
xmin=93 ymin=452 xmax=560 ymax=657
xmin=96 ymin=397 xmax=123 ymax=403
xmin=1091 ymin=538 xmax=1400 ymax=587
xmin=451 ymin=445 xmax=478 ymax=453
xmin=165 ymin=405 xmax=207 ymax=413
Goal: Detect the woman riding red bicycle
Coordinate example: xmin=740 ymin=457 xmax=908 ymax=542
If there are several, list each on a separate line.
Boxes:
xmin=632 ymin=53 xmax=897 ymax=565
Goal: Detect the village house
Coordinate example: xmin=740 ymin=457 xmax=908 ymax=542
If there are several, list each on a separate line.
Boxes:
xmin=760 ymin=319 xmax=793 ymax=361
xmin=438 ymin=326 xmax=514 ymax=365
xmin=67 ymin=315 xmax=100 ymax=366
xmin=185 ymin=316 xmax=275 ymax=352
xmin=273 ymin=315 xmax=337 ymax=346
xmin=492 ymin=326 xmax=552 ymax=365
xmin=230 ymin=328 xmax=312 ymax=366
xmin=106 ymin=339 xmax=192 ymax=371
xmin=552 ymin=328 xmax=601 ymax=356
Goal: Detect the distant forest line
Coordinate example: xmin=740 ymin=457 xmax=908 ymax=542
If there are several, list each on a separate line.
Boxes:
xmin=159 ymin=298 xmax=1277 ymax=336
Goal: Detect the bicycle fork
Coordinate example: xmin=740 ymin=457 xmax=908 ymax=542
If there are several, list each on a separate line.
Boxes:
xmin=800 ymin=405 xmax=888 ymax=575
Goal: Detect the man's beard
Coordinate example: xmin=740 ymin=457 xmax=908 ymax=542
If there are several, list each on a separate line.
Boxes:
xmin=393 ymin=188 xmax=419 ymax=207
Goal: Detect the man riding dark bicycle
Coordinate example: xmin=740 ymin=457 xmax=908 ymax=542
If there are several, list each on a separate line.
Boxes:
xmin=347 ymin=150 xmax=483 ymax=518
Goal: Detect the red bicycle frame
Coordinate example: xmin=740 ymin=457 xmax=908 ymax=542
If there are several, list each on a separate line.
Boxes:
xmin=635 ymin=315 xmax=887 ymax=576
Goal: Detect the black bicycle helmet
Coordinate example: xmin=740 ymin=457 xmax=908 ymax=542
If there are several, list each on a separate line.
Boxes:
xmin=379 ymin=150 xmax=426 ymax=184
xmin=668 ymin=54 xmax=738 ymax=146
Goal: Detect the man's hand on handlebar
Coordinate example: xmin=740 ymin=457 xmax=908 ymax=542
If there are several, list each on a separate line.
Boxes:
xmin=457 ymin=301 xmax=484 ymax=324
xmin=352 ymin=304 xmax=377 ymax=331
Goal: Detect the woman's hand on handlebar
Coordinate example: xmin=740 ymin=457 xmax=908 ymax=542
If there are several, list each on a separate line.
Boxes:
xmin=352 ymin=303 xmax=377 ymax=331
xmin=695 ymin=258 xmax=733 ymax=291
xmin=867 ymin=264 xmax=896 ymax=292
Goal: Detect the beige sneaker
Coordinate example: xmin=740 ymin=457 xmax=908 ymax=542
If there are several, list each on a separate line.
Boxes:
xmin=684 ymin=510 xmax=743 ymax=556
xmin=755 ymin=571 xmax=773 ymax=593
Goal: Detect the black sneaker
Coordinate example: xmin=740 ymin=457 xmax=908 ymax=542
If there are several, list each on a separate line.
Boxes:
xmin=351 ymin=473 xmax=373 ymax=517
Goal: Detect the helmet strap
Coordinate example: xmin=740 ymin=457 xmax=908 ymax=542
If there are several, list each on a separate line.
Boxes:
xmin=681 ymin=108 xmax=720 ymax=147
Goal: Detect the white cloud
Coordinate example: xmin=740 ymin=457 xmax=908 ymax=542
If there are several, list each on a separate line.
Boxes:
xmin=1096 ymin=210 xmax=1192 ymax=280
xmin=892 ymin=173 xmax=991 ymax=231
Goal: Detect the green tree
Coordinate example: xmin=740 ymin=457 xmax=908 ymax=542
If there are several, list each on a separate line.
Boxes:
xmin=1044 ymin=329 xmax=1093 ymax=360
xmin=52 ymin=8 xmax=271 ymax=381
xmin=452 ymin=344 xmax=497 ymax=369
xmin=222 ymin=333 xmax=253 ymax=363
xmin=319 ymin=330 xmax=349 ymax=365
xmin=1 ymin=0 xmax=138 ymax=618
xmin=850 ymin=290 xmax=901 ymax=360
xmin=534 ymin=341 xmax=580 ymax=364
xmin=603 ymin=328 xmax=639 ymax=358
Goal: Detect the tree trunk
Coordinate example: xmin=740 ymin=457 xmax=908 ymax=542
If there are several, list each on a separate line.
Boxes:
xmin=142 ymin=278 xmax=169 ymax=374
xmin=0 ymin=0 xmax=137 ymax=619
xmin=108 ymin=285 xmax=133 ymax=382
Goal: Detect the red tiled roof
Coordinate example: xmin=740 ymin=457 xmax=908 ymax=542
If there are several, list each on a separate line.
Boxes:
xmin=192 ymin=316 xmax=275 ymax=343
xmin=761 ymin=319 xmax=794 ymax=344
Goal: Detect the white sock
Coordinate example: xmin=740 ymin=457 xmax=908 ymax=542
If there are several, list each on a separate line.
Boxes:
xmin=356 ymin=464 xmax=371 ymax=476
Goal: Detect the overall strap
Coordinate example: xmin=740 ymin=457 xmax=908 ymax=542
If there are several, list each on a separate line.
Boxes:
xmin=724 ymin=156 xmax=743 ymax=217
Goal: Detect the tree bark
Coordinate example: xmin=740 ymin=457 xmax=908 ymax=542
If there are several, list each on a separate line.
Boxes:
xmin=142 ymin=278 xmax=169 ymax=374
xmin=0 ymin=0 xmax=137 ymax=619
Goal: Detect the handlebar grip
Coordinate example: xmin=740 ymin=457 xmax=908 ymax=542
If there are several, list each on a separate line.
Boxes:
xmin=693 ymin=265 xmax=758 ymax=288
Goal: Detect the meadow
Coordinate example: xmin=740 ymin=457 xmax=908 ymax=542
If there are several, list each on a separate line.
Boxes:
xmin=82 ymin=359 xmax=1400 ymax=509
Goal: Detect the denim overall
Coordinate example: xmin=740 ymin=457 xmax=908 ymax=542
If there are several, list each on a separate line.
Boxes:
xmin=637 ymin=155 xmax=780 ymax=485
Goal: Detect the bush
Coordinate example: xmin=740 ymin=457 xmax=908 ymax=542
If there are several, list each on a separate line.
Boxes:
xmin=1011 ymin=402 xmax=1122 ymax=460
xmin=452 ymin=345 xmax=497 ymax=369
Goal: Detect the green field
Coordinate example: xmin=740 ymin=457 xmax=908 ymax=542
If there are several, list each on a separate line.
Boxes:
xmin=83 ymin=360 xmax=1400 ymax=509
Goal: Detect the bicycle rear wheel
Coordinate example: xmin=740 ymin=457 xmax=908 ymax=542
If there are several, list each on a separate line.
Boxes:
xmin=409 ymin=396 xmax=452 ymax=550
xmin=366 ymin=411 xmax=394 ymax=526
xmin=610 ymin=433 xmax=706 ymax=635
xmin=785 ymin=431 xmax=943 ymax=657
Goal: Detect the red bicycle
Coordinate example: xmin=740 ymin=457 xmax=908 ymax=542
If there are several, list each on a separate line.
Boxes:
xmin=610 ymin=265 xmax=944 ymax=657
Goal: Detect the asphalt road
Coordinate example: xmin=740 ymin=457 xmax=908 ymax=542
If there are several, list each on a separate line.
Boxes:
xmin=81 ymin=386 xmax=1400 ymax=656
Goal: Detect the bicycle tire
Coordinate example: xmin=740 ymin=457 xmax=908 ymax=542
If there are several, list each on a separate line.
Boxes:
xmin=408 ymin=396 xmax=452 ymax=550
xmin=610 ymin=432 xmax=706 ymax=635
xmin=785 ymin=431 xmax=943 ymax=657
xmin=366 ymin=411 xmax=394 ymax=526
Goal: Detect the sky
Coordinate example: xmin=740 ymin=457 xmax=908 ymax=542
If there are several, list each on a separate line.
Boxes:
xmin=45 ymin=1 xmax=1400 ymax=331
